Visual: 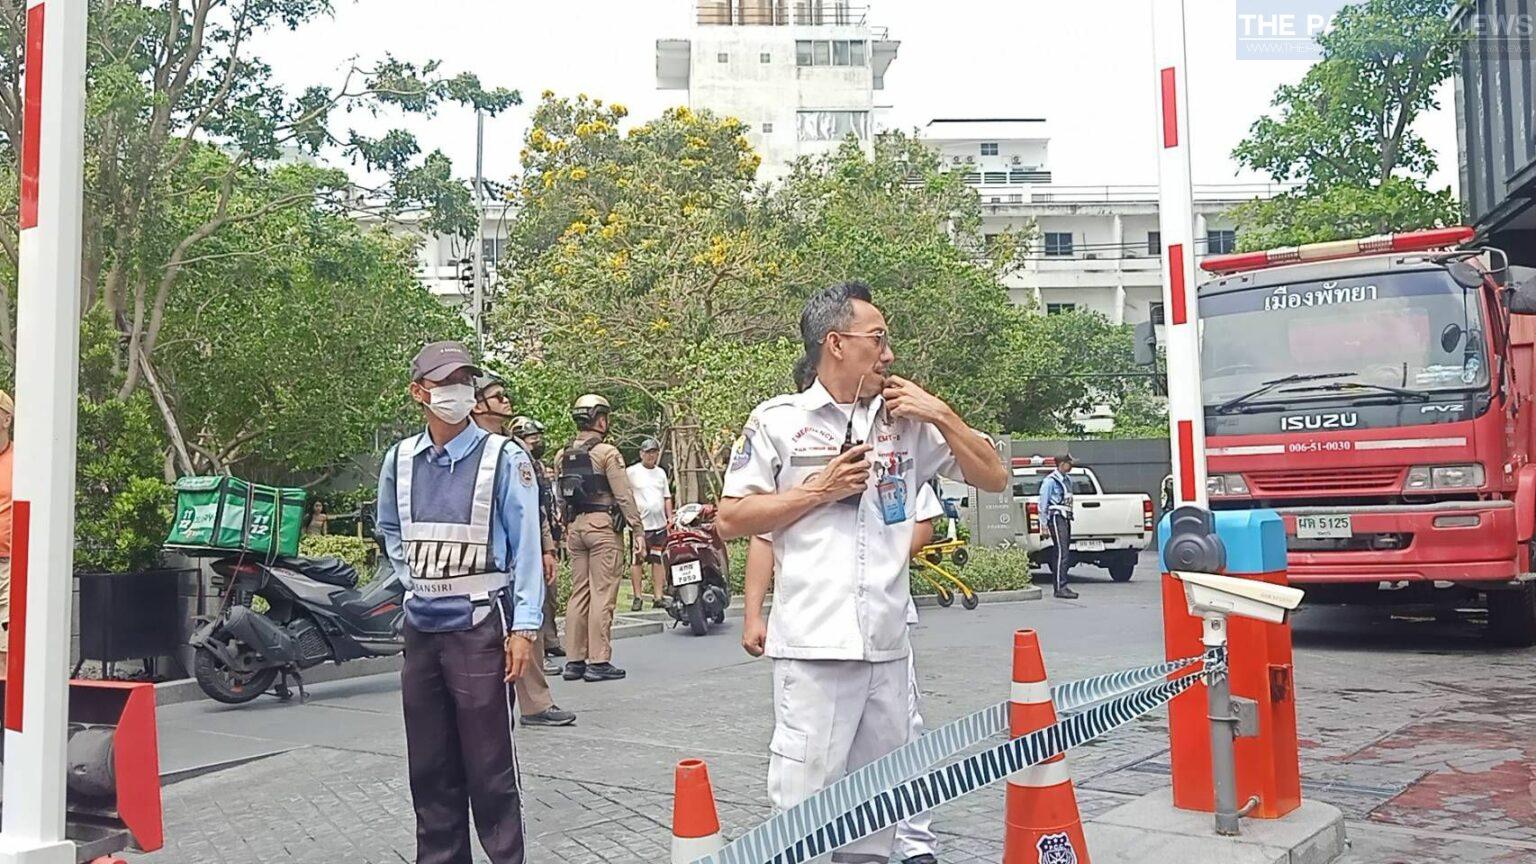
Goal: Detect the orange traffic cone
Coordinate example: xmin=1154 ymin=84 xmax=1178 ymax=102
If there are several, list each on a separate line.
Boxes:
xmin=1004 ymin=629 xmax=1091 ymax=864
xmin=671 ymin=759 xmax=725 ymax=864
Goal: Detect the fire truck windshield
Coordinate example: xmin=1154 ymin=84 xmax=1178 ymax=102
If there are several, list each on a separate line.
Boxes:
xmin=1200 ymin=269 xmax=1488 ymax=410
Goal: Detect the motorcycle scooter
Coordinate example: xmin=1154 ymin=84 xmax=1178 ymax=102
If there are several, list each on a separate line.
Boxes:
xmin=188 ymin=551 xmax=404 ymax=704
xmin=662 ymin=503 xmax=731 ymax=636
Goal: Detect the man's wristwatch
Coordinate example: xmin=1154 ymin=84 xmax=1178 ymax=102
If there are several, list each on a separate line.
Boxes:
xmin=508 ymin=630 xmax=539 ymax=643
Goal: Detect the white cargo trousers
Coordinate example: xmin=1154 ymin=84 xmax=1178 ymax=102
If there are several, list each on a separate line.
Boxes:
xmin=768 ymin=657 xmax=910 ymax=864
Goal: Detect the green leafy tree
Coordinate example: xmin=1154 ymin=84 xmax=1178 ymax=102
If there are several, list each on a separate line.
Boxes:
xmin=153 ymin=161 xmax=468 ymax=481
xmin=1230 ymin=0 xmax=1464 ymax=248
xmin=494 ymin=95 xmax=784 ymax=499
xmin=0 ymin=0 xmax=518 ymax=474
xmin=75 ymin=308 xmax=171 ymax=572
xmin=768 ymin=132 xmax=1033 ymax=425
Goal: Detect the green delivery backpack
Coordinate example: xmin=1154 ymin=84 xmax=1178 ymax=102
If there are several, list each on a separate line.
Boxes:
xmin=165 ymin=475 xmax=306 ymax=558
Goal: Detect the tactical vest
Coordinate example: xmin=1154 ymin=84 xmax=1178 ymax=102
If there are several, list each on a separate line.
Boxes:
xmin=394 ymin=432 xmax=510 ymax=600
xmin=558 ymin=433 xmax=614 ymax=516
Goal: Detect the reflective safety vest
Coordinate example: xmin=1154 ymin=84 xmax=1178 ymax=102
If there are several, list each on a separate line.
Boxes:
xmin=394 ymin=431 xmax=510 ymax=600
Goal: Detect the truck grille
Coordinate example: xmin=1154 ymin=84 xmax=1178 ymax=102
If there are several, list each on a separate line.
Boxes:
xmin=1248 ymin=466 xmax=1402 ymax=495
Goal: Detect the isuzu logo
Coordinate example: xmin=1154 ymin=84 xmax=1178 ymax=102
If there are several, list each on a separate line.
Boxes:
xmin=1280 ymin=412 xmax=1359 ymax=431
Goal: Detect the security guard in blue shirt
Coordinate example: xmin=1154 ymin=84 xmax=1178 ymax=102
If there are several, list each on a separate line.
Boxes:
xmin=1038 ymin=454 xmax=1080 ymax=600
xmin=377 ymin=341 xmax=544 ymax=864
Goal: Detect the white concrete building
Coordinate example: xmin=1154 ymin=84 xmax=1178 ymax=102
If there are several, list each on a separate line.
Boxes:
xmin=351 ymin=179 xmax=514 ymax=312
xmin=657 ymin=1 xmax=900 ymax=181
xmin=921 ymin=118 xmax=1286 ymax=326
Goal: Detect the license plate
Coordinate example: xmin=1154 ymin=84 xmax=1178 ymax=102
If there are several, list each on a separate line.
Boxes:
xmin=671 ymin=560 xmax=703 ymax=586
xmin=1296 ymin=514 xmax=1352 ymax=539
xmin=1073 ymin=539 xmax=1106 ymax=552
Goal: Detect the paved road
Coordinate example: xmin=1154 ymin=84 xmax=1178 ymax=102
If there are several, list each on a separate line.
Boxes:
xmin=131 ymin=553 xmax=1536 ymax=863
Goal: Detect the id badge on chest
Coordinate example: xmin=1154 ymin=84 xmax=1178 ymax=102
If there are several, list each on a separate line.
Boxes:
xmin=874 ymin=464 xmax=907 ymax=525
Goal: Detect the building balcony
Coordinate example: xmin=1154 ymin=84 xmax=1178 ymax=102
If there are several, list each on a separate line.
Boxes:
xmin=695 ymin=1 xmax=876 ymax=28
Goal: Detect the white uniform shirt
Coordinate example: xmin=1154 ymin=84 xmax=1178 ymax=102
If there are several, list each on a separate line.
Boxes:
xmin=906 ymin=484 xmax=946 ymax=626
xmin=626 ymin=463 xmax=672 ymax=531
xmin=723 ymin=379 xmax=971 ymax=662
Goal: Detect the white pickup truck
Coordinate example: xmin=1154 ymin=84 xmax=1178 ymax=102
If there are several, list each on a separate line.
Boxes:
xmin=1013 ymin=461 xmax=1154 ymax=582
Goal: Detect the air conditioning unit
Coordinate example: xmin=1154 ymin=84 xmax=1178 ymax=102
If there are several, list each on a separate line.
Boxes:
xmin=964 ymin=155 xmax=975 ymax=164
xmin=1010 ymin=155 xmax=1022 ymax=165
xmin=952 ymin=155 xmax=963 ymax=164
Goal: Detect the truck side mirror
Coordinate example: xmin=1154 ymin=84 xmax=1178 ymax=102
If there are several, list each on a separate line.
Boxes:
xmin=1506 ymin=266 xmax=1536 ymax=315
xmin=1133 ymin=319 xmax=1158 ymax=367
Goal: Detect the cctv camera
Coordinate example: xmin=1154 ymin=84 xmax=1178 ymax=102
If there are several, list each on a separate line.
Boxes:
xmin=1172 ymin=570 xmax=1304 ymax=625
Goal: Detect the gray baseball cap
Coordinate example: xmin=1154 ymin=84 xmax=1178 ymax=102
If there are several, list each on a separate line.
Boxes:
xmin=411 ymin=341 xmax=481 ymax=382
xmin=640 ymin=437 xmax=662 ymax=452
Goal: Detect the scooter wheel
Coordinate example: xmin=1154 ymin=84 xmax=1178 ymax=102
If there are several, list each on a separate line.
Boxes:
xmin=936 ymin=589 xmax=955 ymax=608
xmin=961 ymin=592 xmax=980 ymax=610
xmin=951 ymin=547 xmax=970 ymax=567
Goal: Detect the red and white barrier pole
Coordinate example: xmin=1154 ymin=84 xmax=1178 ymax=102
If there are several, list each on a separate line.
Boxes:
xmin=1151 ymin=0 xmax=1208 ymax=511
xmin=1 ymin=1 xmax=88 ymax=862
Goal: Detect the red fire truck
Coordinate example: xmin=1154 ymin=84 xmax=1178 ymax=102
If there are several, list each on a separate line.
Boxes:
xmin=1163 ymin=227 xmax=1536 ymax=644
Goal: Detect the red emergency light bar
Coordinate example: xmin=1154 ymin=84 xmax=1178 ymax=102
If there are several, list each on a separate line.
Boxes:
xmin=1200 ymin=226 xmax=1477 ymax=275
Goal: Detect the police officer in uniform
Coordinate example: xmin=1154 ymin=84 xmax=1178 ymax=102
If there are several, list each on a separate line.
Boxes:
xmin=717 ymin=283 xmax=1007 ymax=863
xmin=468 ymin=376 xmax=577 ymax=728
xmin=509 ymin=416 xmax=565 ymax=669
xmin=377 ymin=342 xmax=544 ymax=864
xmin=1038 ymin=454 xmax=1080 ymax=600
xmin=558 ymin=395 xmax=643 ymax=682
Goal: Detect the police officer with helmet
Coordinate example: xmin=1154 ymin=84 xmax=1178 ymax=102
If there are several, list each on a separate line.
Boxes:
xmin=558 ymin=394 xmax=643 ymax=682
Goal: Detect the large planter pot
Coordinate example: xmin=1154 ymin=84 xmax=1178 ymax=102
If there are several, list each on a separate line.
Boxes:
xmin=74 ymin=568 xmax=189 ymax=679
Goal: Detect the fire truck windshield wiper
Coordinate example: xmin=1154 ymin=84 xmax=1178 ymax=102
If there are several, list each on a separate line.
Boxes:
xmin=1212 ymin=372 xmax=1356 ymax=414
xmin=1279 ymin=380 xmax=1431 ymax=402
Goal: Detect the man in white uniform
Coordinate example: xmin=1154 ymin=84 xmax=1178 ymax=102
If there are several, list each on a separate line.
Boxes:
xmin=718 ymin=281 xmax=1007 ymax=863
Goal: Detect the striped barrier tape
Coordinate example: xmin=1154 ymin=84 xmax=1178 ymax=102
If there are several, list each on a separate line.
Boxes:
xmin=699 ymin=653 xmax=1214 ymax=864
xmin=697 ymin=671 xmax=1203 ymax=864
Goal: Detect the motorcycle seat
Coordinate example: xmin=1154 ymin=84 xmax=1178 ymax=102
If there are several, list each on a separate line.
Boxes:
xmin=278 ymin=556 xmax=359 ymax=589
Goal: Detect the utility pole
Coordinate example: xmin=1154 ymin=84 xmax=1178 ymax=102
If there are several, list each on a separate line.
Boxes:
xmin=473 ymin=108 xmax=486 ymax=352
xmin=3 ymin=1 xmax=89 ymax=860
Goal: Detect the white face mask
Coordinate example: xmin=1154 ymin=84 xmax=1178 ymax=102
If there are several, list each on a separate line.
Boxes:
xmin=427 ymin=383 xmax=477 ymax=424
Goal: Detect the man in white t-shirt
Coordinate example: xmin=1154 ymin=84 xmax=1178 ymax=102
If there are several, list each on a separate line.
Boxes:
xmin=626 ymin=438 xmax=673 ymax=612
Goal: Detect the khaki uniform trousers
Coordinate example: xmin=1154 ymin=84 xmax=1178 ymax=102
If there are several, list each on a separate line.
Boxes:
xmin=563 ymin=512 xmax=624 ymax=664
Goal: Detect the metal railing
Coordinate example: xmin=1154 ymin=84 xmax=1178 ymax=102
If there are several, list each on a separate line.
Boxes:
xmin=695 ymin=0 xmax=872 ymax=26
xmin=970 ymin=182 xmax=1294 ymax=203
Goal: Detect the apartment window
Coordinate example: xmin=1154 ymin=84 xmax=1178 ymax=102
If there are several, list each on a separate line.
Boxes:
xmin=717 ymin=52 xmax=730 ymax=63
xmin=983 ymin=171 xmax=1007 ymax=184
xmin=980 ymin=142 xmax=999 ymax=156
xmin=1207 ymin=229 xmax=1236 ymax=255
xmin=795 ymin=39 xmax=865 ymax=67
xmin=1149 ymin=301 xmax=1165 ymax=325
xmin=1046 ymin=303 xmax=1078 ymax=315
xmin=481 ymin=237 xmax=504 ymax=266
xmin=761 ymin=52 xmax=772 ymax=63
xmin=797 ymin=110 xmax=870 ymax=141
xmin=1044 ymin=232 xmax=1074 ymax=257
xmin=1007 ymin=193 xmax=1023 ymax=204
xmin=762 ymin=122 xmax=774 ymax=133
xmin=983 ymin=233 xmax=1000 ymax=250
xmin=1146 ymin=231 xmax=1160 ymax=256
